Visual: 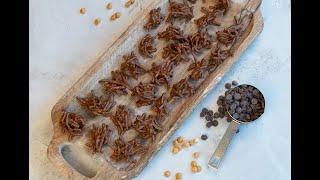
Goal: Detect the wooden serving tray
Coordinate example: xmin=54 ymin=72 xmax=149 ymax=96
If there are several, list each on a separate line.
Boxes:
xmin=48 ymin=0 xmax=263 ymax=179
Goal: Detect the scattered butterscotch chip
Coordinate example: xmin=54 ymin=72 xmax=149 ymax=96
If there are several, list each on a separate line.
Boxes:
xmin=193 ymin=138 xmax=199 ymax=143
xmin=197 ymin=166 xmax=202 ymax=172
xmin=172 ymin=147 xmax=179 ymax=154
xmin=193 ymin=152 xmax=199 ymax=159
xmin=172 ymin=140 xmax=179 ymax=147
xmin=94 ymin=18 xmax=100 ymax=25
xmin=177 ymin=136 xmax=183 ymax=143
xmin=130 ymin=0 xmax=135 ymax=3
xmin=125 ymin=1 xmax=132 ymax=8
xmin=110 ymin=14 xmax=117 ymax=21
xmin=182 ymin=141 xmax=190 ymax=148
xmin=107 ymin=3 xmax=112 ymax=9
xmin=191 ymin=161 xmax=197 ymax=167
xmin=175 ymin=172 xmax=182 ymax=179
xmin=176 ymin=179 xmax=181 ymax=180
xmin=176 ymin=145 xmax=182 ymax=151
xmin=189 ymin=140 xmax=194 ymax=146
xmin=164 ymin=171 xmax=170 ymax=177
xmin=115 ymin=12 xmax=120 ymax=18
xmin=80 ymin=8 xmax=86 ymax=14
xmin=192 ymin=166 xmax=198 ymax=172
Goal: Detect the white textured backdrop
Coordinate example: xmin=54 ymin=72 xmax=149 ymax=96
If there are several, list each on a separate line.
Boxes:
xmin=29 ymin=0 xmax=291 ymax=179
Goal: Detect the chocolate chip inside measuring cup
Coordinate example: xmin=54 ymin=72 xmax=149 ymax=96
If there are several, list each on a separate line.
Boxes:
xmin=251 ymin=98 xmax=258 ymax=104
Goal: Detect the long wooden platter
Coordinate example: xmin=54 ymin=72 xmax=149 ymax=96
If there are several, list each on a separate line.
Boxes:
xmin=47 ymin=0 xmax=263 ymax=179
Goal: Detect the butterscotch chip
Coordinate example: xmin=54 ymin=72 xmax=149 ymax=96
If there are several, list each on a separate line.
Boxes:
xmin=164 ymin=171 xmax=170 ymax=177
xmin=192 ymin=166 xmax=198 ymax=172
xmin=176 ymin=145 xmax=182 ymax=151
xmin=193 ymin=138 xmax=199 ymax=143
xmin=115 ymin=12 xmax=120 ymax=18
xmin=191 ymin=161 xmax=197 ymax=167
xmin=177 ymin=136 xmax=183 ymax=143
xmin=172 ymin=147 xmax=179 ymax=154
xmin=110 ymin=14 xmax=117 ymax=21
xmin=193 ymin=152 xmax=199 ymax=158
xmin=182 ymin=141 xmax=190 ymax=148
xmin=107 ymin=3 xmax=112 ymax=9
xmin=172 ymin=140 xmax=179 ymax=147
xmin=189 ymin=140 xmax=194 ymax=146
xmin=175 ymin=172 xmax=182 ymax=179
xmin=94 ymin=19 xmax=100 ymax=25
xmin=197 ymin=166 xmax=202 ymax=172
xmin=80 ymin=8 xmax=86 ymax=14
xmin=125 ymin=1 xmax=132 ymax=8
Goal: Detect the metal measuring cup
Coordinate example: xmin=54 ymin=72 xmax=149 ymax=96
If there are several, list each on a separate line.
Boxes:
xmin=207 ymin=84 xmax=265 ymax=170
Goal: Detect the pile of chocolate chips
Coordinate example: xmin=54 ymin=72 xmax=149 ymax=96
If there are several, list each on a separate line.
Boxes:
xmin=199 ymin=80 xmax=239 ymax=128
xmin=224 ymin=84 xmax=265 ymax=122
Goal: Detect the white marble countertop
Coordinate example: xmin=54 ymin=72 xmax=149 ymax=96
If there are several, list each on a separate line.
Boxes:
xmin=29 ymin=0 xmax=291 ymax=179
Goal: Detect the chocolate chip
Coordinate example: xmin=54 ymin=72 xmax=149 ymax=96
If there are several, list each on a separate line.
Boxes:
xmin=206 ymin=121 xmax=213 ymax=128
xmin=226 ymin=99 xmax=233 ymax=104
xmin=248 ymin=86 xmax=254 ymax=92
xmin=217 ymin=99 xmax=223 ymax=106
xmin=218 ymin=107 xmax=225 ymax=113
xmin=236 ymin=107 xmax=242 ymax=114
xmin=251 ymin=98 xmax=258 ymax=104
xmin=227 ymin=115 xmax=233 ymax=122
xmin=213 ymin=112 xmax=219 ymax=118
xmin=232 ymin=113 xmax=239 ymax=119
xmin=200 ymin=111 xmax=206 ymax=117
xmin=225 ymin=83 xmax=231 ymax=89
xmin=230 ymin=103 xmax=237 ymax=110
xmin=219 ymin=96 xmax=225 ymax=101
xmin=205 ymin=115 xmax=211 ymax=121
xmin=226 ymin=94 xmax=232 ymax=100
xmin=201 ymin=134 xmax=208 ymax=140
xmin=234 ymin=93 xmax=241 ymax=100
xmin=202 ymin=108 xmax=208 ymax=113
xmin=232 ymin=81 xmax=238 ymax=86
xmin=219 ymin=112 xmax=225 ymax=118
xmin=212 ymin=120 xmax=218 ymax=126
xmin=252 ymin=89 xmax=259 ymax=96
xmin=208 ymin=110 xmax=213 ymax=116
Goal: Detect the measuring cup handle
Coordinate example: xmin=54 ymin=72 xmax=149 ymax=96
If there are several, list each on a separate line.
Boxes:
xmin=207 ymin=120 xmax=240 ymax=170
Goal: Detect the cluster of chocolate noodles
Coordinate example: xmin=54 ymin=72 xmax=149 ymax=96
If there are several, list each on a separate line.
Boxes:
xmin=138 ymin=34 xmax=157 ymax=58
xmin=149 ymin=60 xmax=175 ymax=89
xmin=99 ymin=70 xmax=131 ymax=96
xmin=86 ymin=123 xmax=113 ymax=154
xmin=151 ymin=93 xmax=168 ymax=121
xmin=110 ymin=137 xmax=147 ymax=164
xmin=194 ymin=0 xmax=230 ymax=30
xmin=131 ymin=82 xmax=158 ymax=107
xmin=216 ymin=15 xmax=246 ymax=47
xmin=167 ymin=0 xmax=194 ymax=24
xmin=77 ymin=90 xmax=116 ymax=117
xmin=144 ymin=7 xmax=165 ymax=31
xmin=167 ymin=77 xmax=194 ymax=102
xmin=59 ymin=111 xmax=86 ymax=140
xmin=120 ymin=51 xmax=147 ymax=80
xmin=112 ymin=105 xmax=133 ymax=136
xmin=133 ymin=113 xmax=163 ymax=141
